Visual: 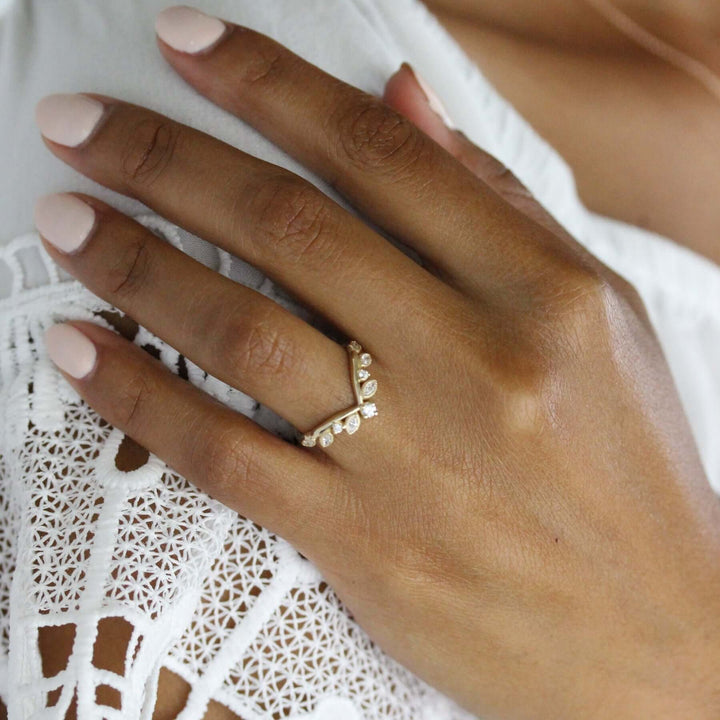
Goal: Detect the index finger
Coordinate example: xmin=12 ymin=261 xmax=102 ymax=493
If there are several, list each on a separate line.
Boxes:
xmin=154 ymin=6 xmax=533 ymax=296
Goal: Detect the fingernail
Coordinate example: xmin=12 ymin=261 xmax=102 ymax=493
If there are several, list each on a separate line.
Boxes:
xmin=34 ymin=193 xmax=96 ymax=254
xmin=155 ymin=6 xmax=227 ymax=54
xmin=44 ymin=323 xmax=98 ymax=379
xmin=409 ymin=66 xmax=456 ymax=129
xmin=35 ymin=93 xmax=106 ymax=147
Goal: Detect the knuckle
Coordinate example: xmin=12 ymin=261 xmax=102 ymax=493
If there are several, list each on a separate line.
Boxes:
xmin=556 ymin=269 xmax=652 ymax=342
xmin=243 ymin=47 xmax=284 ymax=87
xmin=241 ymin=31 xmax=291 ymax=87
xmin=108 ymin=231 xmax=152 ymax=299
xmin=542 ymin=266 xmax=614 ymax=333
xmin=480 ymin=304 xmax=557 ymax=402
xmin=476 ymin=329 xmax=558 ymax=439
xmin=198 ymin=422 xmax=261 ymax=502
xmin=206 ymin=428 xmax=251 ymax=488
xmin=248 ymin=176 xmax=337 ymax=264
xmin=496 ymin=378 xmax=554 ymax=438
xmin=116 ymin=369 xmax=154 ymax=430
xmin=120 ymin=116 xmax=181 ymax=190
xmin=532 ymin=249 xmax=651 ymax=343
xmin=512 ymin=265 xmax=622 ymax=371
xmin=334 ymin=98 xmax=426 ymax=177
xmin=225 ymin=310 xmax=300 ymax=381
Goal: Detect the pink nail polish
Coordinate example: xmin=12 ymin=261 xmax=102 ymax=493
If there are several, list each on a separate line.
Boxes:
xmin=34 ymin=193 xmax=96 ymax=254
xmin=155 ymin=6 xmax=227 ymax=54
xmin=35 ymin=93 xmax=105 ymax=147
xmin=414 ymin=70 xmax=456 ymax=129
xmin=44 ymin=324 xmax=98 ymax=379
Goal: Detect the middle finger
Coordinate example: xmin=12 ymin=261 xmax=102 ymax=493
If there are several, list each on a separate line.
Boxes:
xmin=34 ymin=191 xmax=365 ymax=443
xmin=34 ymin=93 xmax=457 ymax=352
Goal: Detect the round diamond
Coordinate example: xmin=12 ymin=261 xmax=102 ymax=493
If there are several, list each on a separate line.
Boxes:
xmin=344 ymin=413 xmax=361 ymax=434
xmin=331 ymin=421 xmax=344 ymax=435
xmin=319 ymin=431 xmax=334 ymax=447
xmin=357 ymin=368 xmax=370 ymax=381
xmin=301 ymin=436 xmax=316 ymax=447
xmin=361 ymin=379 xmax=377 ymax=398
xmin=360 ymin=353 xmax=372 ymax=367
xmin=348 ymin=340 xmax=362 ymax=353
xmin=360 ymin=403 xmax=377 ymax=418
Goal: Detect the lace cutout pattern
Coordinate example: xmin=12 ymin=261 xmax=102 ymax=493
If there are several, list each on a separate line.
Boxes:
xmin=0 ymin=218 xmax=473 ymax=719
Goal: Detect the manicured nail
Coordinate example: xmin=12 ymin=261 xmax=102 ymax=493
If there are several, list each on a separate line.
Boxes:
xmin=410 ymin=66 xmax=456 ymax=129
xmin=35 ymin=93 xmax=105 ymax=147
xmin=34 ymin=193 xmax=96 ymax=254
xmin=44 ymin=323 xmax=98 ymax=379
xmin=155 ymin=6 xmax=227 ymax=54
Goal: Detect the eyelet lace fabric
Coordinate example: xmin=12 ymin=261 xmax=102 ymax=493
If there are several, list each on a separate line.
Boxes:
xmin=0 ymin=220 xmax=475 ymax=720
xmin=2 ymin=0 xmax=720 ymax=717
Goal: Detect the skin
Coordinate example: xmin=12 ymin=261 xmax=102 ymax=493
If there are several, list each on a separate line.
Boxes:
xmin=424 ymin=0 xmax=720 ymax=264
xmin=29 ymin=11 xmax=720 ymax=720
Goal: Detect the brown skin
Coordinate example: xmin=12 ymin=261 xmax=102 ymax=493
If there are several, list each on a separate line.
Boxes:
xmin=34 ymin=18 xmax=720 ymax=720
xmin=424 ymin=0 xmax=720 ymax=265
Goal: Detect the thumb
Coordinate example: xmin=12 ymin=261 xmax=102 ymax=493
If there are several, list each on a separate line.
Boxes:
xmin=382 ymin=62 xmax=457 ymax=148
xmin=383 ymin=62 xmax=568 ymax=236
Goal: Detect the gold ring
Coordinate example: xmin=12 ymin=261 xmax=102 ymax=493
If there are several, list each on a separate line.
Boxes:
xmin=297 ymin=340 xmax=378 ymax=449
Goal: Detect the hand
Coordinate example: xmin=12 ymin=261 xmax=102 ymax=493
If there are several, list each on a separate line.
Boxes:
xmin=33 ymin=7 xmax=720 ymax=719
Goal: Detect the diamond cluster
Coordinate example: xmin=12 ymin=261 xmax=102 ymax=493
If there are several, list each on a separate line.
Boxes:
xmin=300 ymin=340 xmax=379 ymax=448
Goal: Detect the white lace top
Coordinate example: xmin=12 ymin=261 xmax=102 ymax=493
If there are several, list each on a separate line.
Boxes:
xmin=1 ymin=0 xmax=719 ymax=718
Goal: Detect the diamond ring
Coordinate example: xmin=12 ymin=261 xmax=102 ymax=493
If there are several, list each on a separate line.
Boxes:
xmin=297 ymin=340 xmax=378 ymax=449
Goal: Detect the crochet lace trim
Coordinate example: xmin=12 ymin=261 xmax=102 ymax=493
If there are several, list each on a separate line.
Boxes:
xmin=0 ymin=218 xmax=472 ymax=719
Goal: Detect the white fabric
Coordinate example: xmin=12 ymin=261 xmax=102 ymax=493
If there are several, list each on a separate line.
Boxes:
xmin=0 ymin=0 xmax=719 ymax=717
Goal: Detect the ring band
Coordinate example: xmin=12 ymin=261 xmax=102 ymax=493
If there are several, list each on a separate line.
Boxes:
xmin=297 ymin=340 xmax=378 ymax=448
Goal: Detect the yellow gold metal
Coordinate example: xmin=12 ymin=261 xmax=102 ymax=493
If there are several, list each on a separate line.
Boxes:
xmin=297 ymin=340 xmax=378 ymax=448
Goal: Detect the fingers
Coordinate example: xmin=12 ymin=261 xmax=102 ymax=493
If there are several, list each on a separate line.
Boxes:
xmin=33 ymin=91 xmax=446 ymax=354
xmin=34 ymin=192 xmax=365 ymax=448
xmin=383 ymin=63 xmax=568 ymax=237
xmin=42 ymin=320 xmax=344 ymax=552
xmin=151 ymin=7 xmax=545 ymax=296
xmin=382 ymin=63 xmax=458 ymax=149
xmin=383 ymin=62 xmax=610 ymax=293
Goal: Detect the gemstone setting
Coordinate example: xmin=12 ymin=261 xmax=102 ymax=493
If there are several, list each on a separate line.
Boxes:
xmin=361 ymin=379 xmax=377 ymax=398
xmin=319 ymin=431 xmax=334 ymax=447
xmin=360 ymin=403 xmax=377 ymax=418
xmin=344 ymin=413 xmax=361 ymax=434
xmin=299 ymin=339 xmax=378 ymax=450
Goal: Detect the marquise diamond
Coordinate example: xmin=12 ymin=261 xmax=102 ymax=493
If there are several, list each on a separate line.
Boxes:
xmin=344 ymin=413 xmax=361 ymax=434
xmin=361 ymin=379 xmax=377 ymax=398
